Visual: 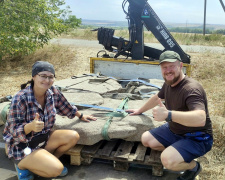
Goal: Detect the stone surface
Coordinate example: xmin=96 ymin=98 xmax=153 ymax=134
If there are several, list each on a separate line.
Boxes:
xmin=54 ymin=96 xmax=164 ymax=145
xmin=53 ymin=76 xmax=165 ymax=145
xmin=0 ymin=102 xmax=10 ymax=126
xmin=54 ymin=76 xmax=122 ymax=94
xmin=63 ymin=92 xmax=104 ymax=107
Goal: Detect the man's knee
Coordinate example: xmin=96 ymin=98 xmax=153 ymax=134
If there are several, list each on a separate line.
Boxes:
xmin=160 ymin=147 xmax=183 ymax=170
xmin=141 ymin=131 xmax=165 ymax=151
xmin=141 ymin=131 xmax=153 ymax=147
xmin=161 ymin=152 xmax=176 ymax=169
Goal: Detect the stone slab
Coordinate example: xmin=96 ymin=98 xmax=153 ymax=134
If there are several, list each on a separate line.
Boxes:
xmin=0 ymin=102 xmax=10 ymax=126
xmin=54 ymin=97 xmax=164 ymax=145
xmin=54 ymin=76 xmax=122 ymax=94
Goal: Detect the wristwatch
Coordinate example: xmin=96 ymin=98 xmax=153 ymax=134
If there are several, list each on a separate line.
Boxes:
xmin=165 ymin=110 xmax=172 ymax=122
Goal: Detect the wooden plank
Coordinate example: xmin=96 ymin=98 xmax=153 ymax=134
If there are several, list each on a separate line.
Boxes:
xmin=65 ymin=144 xmax=84 ymax=166
xmin=147 ymin=149 xmax=161 ymax=164
xmin=98 ymin=140 xmax=117 ymax=157
xmin=113 ymin=161 xmax=129 ymax=172
xmin=113 ymin=141 xmax=134 ymax=160
xmin=133 ymin=143 xmax=147 ymax=162
xmin=70 ymin=155 xmax=82 ymax=165
xmin=81 ymin=140 xmax=104 ymax=156
xmin=81 ymin=156 xmax=93 ymax=165
xmin=66 ymin=140 xmax=164 ymax=176
xmin=66 ymin=144 xmax=84 ymax=156
xmin=152 ymin=165 xmax=164 ymax=176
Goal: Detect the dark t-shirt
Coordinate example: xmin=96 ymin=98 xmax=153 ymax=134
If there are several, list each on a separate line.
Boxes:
xmin=158 ymin=76 xmax=213 ymax=136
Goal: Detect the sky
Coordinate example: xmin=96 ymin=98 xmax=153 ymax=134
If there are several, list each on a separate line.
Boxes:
xmin=63 ymin=0 xmax=225 ymax=25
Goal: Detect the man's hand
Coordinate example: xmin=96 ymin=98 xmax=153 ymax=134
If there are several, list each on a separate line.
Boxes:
xmin=152 ymin=99 xmax=168 ymax=121
xmin=31 ymin=113 xmax=44 ymax=132
xmin=126 ymin=109 xmax=142 ymax=116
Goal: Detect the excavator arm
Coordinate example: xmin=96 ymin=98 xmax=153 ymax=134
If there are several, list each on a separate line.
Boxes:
xmin=95 ymin=0 xmax=191 ymax=63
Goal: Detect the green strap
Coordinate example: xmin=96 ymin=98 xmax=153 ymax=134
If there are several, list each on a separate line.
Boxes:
xmin=117 ymin=97 xmax=129 ymax=117
xmin=101 ymin=116 xmax=114 ymax=141
xmin=101 ymin=97 xmax=129 ymax=140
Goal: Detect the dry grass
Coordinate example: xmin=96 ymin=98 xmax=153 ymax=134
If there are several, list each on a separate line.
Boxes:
xmin=0 ymin=44 xmax=77 ymax=97
xmin=0 ymin=40 xmax=224 ymax=179
xmin=188 ymin=52 xmax=225 ymax=180
xmin=190 ymin=52 xmax=225 ymax=117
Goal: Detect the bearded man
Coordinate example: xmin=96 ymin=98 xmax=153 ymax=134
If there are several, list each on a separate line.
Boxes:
xmin=126 ymin=50 xmax=213 ymax=180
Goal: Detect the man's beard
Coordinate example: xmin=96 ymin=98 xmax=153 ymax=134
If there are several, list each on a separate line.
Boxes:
xmin=163 ymin=73 xmax=181 ymax=86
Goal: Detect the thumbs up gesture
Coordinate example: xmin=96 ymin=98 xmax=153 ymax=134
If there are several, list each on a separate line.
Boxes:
xmin=152 ymin=98 xmax=168 ymax=122
xmin=31 ymin=113 xmax=44 ymax=132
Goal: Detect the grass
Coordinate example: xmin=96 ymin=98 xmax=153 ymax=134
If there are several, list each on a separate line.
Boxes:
xmin=0 ymin=30 xmax=225 ymax=179
xmin=0 ymin=44 xmax=77 ymax=97
xmin=188 ymin=52 xmax=225 ymax=179
xmin=190 ymin=52 xmax=225 ymax=117
xmin=63 ymin=29 xmax=98 ymax=40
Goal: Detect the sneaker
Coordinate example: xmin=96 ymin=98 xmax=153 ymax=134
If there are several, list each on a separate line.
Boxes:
xmin=58 ymin=166 xmax=68 ymax=177
xmin=14 ymin=164 xmax=34 ymax=180
xmin=177 ymin=161 xmax=202 ymax=180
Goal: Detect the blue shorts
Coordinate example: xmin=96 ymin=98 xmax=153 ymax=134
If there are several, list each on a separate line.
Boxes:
xmin=150 ymin=123 xmax=213 ymax=163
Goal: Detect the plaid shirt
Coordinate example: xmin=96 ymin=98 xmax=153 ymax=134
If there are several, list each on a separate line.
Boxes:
xmin=3 ymin=85 xmax=78 ymax=160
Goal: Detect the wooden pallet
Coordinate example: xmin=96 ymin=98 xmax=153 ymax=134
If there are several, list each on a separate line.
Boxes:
xmin=65 ymin=139 xmax=163 ymax=176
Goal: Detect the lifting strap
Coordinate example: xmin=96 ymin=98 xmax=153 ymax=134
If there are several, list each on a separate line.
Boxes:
xmin=101 ymin=97 xmax=129 ymax=140
xmin=117 ymin=79 xmax=161 ymax=90
xmin=70 ymin=102 xmax=128 ymax=113
xmin=106 ymin=76 xmax=161 ymax=90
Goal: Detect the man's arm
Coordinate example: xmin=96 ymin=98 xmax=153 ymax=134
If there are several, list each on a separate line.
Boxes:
xmin=153 ymin=99 xmax=206 ymax=127
xmin=139 ymin=94 xmax=161 ymax=113
xmin=127 ymin=94 xmax=160 ymax=115
xmin=170 ymin=110 xmax=206 ymax=127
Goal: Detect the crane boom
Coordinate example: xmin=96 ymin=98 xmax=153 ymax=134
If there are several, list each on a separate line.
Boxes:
xmin=95 ymin=0 xmax=191 ymax=63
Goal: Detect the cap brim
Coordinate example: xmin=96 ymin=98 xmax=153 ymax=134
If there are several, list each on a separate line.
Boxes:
xmin=160 ymin=59 xmax=179 ymax=64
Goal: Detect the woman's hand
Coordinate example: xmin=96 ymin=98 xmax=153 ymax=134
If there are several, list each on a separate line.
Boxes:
xmin=80 ymin=114 xmax=97 ymax=122
xmin=31 ymin=113 xmax=44 ymax=132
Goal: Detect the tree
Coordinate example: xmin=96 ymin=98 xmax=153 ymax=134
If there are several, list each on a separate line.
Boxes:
xmin=64 ymin=15 xmax=82 ymax=29
xmin=0 ymin=0 xmax=71 ymax=60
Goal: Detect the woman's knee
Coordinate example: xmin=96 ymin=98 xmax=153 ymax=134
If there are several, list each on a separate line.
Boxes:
xmin=45 ymin=164 xmax=64 ymax=177
xmin=69 ymin=130 xmax=80 ymax=145
xmin=52 ymin=165 xmax=64 ymax=177
xmin=18 ymin=149 xmax=64 ymax=177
